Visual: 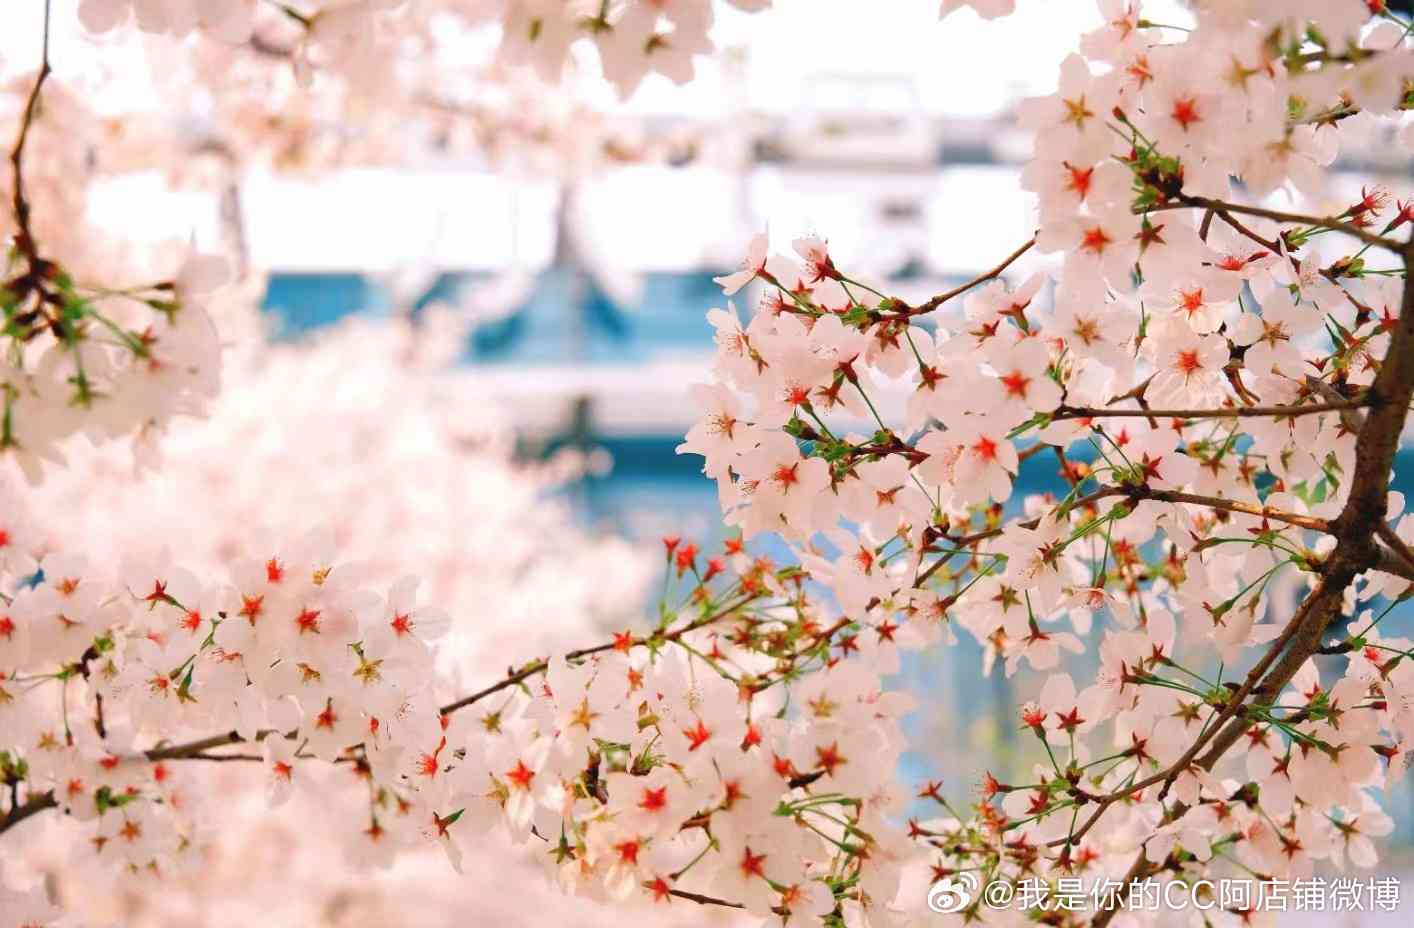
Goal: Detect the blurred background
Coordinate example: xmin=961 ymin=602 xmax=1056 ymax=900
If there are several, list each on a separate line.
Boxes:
xmin=5 ymin=0 xmax=1414 ymax=923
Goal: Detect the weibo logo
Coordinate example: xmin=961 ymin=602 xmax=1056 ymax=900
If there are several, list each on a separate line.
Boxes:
xmin=927 ymin=872 xmax=978 ymax=913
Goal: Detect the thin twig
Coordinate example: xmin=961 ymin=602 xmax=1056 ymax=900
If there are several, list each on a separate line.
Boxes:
xmin=666 ymin=889 xmax=744 ymax=908
xmin=438 ymin=592 xmax=757 ymax=716
xmin=0 ymin=789 xmax=56 ymax=833
xmin=1144 ymin=195 xmax=1401 ymax=253
xmin=1051 ymin=399 xmax=1366 ymax=422
xmin=901 ymin=237 xmax=1036 ymax=317
xmin=10 ymin=0 xmax=52 ymax=265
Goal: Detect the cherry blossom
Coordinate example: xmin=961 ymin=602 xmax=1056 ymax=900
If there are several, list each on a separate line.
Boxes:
xmin=671 ymin=3 xmax=1414 ymax=920
xmin=6 ymin=1 xmax=1414 ymax=926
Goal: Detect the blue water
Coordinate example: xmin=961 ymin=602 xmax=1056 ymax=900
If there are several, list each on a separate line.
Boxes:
xmin=264 ymin=269 xmax=725 ymax=364
xmin=263 ymin=273 xmax=393 ymax=331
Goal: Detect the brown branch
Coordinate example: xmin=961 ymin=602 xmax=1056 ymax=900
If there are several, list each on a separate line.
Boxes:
xmin=1198 ymin=207 xmax=1216 ymax=243
xmin=1305 ymin=376 xmax=1367 ymax=434
xmin=1063 ymin=580 xmax=1346 ymax=854
xmin=0 ymin=789 xmax=56 ymax=834
xmin=267 ymin=1 xmax=314 ymax=28
xmin=1373 ymin=546 xmax=1414 ymax=585
xmin=1107 ymin=375 xmax=1155 ymax=407
xmin=1337 ymin=250 xmax=1414 ymax=532
xmin=144 ymin=730 xmax=262 ymax=761
xmin=1090 ymin=237 xmax=1414 ymax=927
xmin=900 ymin=237 xmax=1036 ymax=317
xmin=788 ymin=769 xmax=827 ymax=790
xmin=437 ymin=653 xmax=599 ymax=717
xmin=1016 ymin=441 xmax=1051 ymax=464
xmin=1193 ymin=201 xmax=1378 ymax=295
xmin=665 ymin=889 xmax=744 ymax=908
xmin=917 ymin=473 xmax=1414 ymax=602
xmin=1051 ymin=574 xmax=1341 ymax=859
xmin=438 ymin=592 xmax=758 ymax=716
xmin=913 ymin=488 xmax=1125 ymax=590
xmin=175 ymin=752 xmax=264 ymax=762
xmin=1125 ymin=486 xmax=1330 ymax=532
xmin=1208 ymin=206 xmax=1282 ymax=254
xmin=1376 ymin=521 xmax=1414 ymax=577
xmin=932 ymin=484 xmax=1326 ymax=555
xmin=665 ymin=885 xmax=794 ymax=916
xmin=748 ymin=617 xmax=853 ymax=695
xmin=1090 ymin=572 xmax=1357 ymax=926
xmin=1051 ymin=399 xmax=1366 ymax=422
xmin=1145 ymin=195 xmax=1401 ymax=253
xmin=9 ymin=0 xmax=52 ymax=267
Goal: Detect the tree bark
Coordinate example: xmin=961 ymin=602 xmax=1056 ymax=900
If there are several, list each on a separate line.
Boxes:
xmin=1092 ymin=242 xmax=1414 ymax=926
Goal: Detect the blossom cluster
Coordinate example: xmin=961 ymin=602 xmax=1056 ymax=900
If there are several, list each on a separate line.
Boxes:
xmin=0 ymin=0 xmax=782 ymax=484
xmin=4 ymin=308 xmax=679 ymax=924
xmin=681 ymin=0 xmax=1414 ymax=922
xmin=0 ymin=246 xmax=228 ymax=484
xmin=0 ymin=65 xmax=231 ymax=483
xmin=72 ymin=1 xmax=773 ymax=99
xmin=0 ymin=464 xmax=935 ymax=923
xmin=496 ymin=0 xmax=771 ymax=98
xmin=26 ymin=305 xmax=666 ymax=678
xmin=5 ymin=0 xmax=1414 ymax=926
xmin=76 ymin=0 xmax=398 ymax=48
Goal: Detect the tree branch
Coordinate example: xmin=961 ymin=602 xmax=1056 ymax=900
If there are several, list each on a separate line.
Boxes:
xmin=1090 ymin=236 xmax=1414 ymax=927
xmin=1376 ymin=517 xmax=1414 ymax=575
xmin=9 ymin=0 xmax=52 ymax=267
xmin=1123 ymin=486 xmax=1330 ymax=532
xmin=438 ymin=592 xmax=757 ymax=716
xmin=900 ymin=237 xmax=1036 ymax=317
xmin=1207 ymin=203 xmax=1282 ymax=254
xmin=1145 ymin=195 xmax=1402 ymax=252
xmin=936 ymin=484 xmax=1325 ymax=552
xmin=145 ymin=730 xmax=262 ymax=761
xmin=1051 ymin=399 xmax=1366 ymax=422
xmin=665 ymin=888 xmax=744 ymax=908
xmin=0 ymin=788 xmax=57 ymax=834
xmin=1305 ymin=376 xmax=1367 ymax=434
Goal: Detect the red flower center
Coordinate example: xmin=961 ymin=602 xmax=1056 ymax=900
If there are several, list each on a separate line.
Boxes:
xmin=506 ymin=760 xmax=535 ymax=790
xmin=1080 ymin=226 xmax=1112 ymax=254
xmin=614 ymin=839 xmax=641 ymax=864
xmin=739 ymin=847 xmax=767 ymax=879
xmin=639 ymin=786 xmax=668 ymax=812
xmin=295 ymin=607 xmax=321 ymax=635
xmin=239 ymin=594 xmax=264 ymax=625
xmin=1000 ymin=371 xmax=1031 ymax=398
xmin=683 ymin=718 xmax=712 ymax=751
xmin=1171 ymin=97 xmax=1200 ymax=130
